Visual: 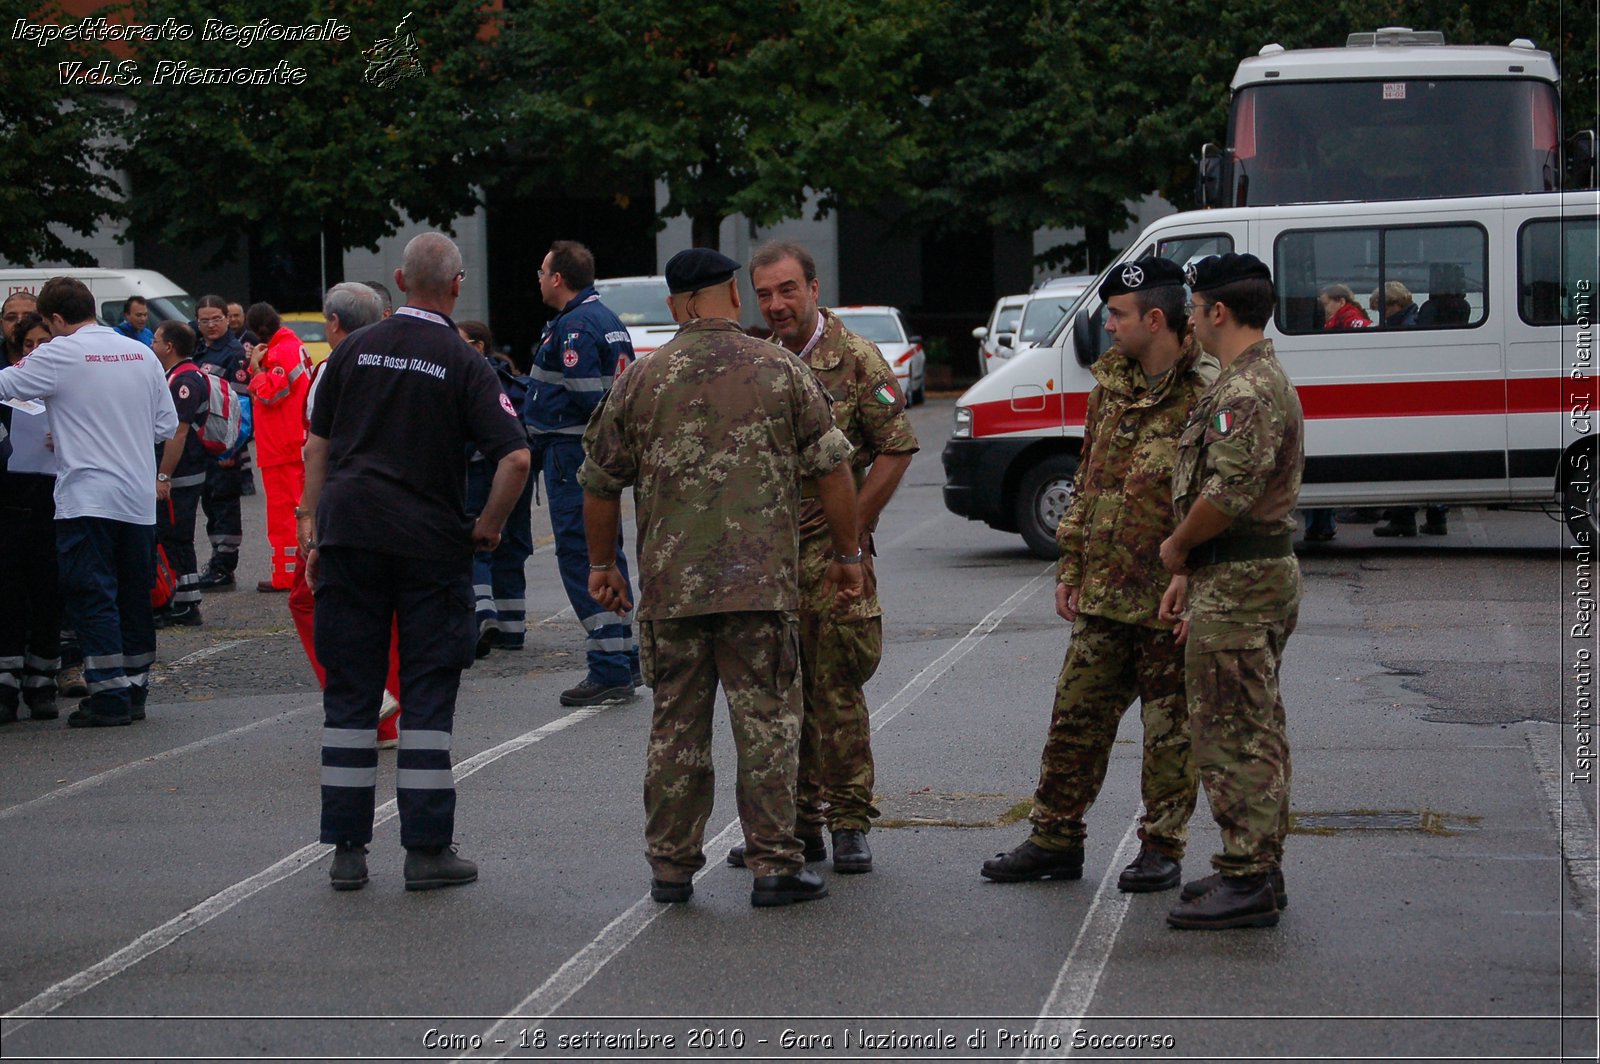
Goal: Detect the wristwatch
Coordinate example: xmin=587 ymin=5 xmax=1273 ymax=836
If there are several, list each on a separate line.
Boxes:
xmin=156 ymin=473 xmax=171 ymax=483
xmin=832 ymin=549 xmax=864 ymax=565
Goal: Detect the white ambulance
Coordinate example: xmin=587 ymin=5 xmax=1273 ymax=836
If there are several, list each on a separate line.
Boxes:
xmin=942 ymin=192 xmax=1598 ymax=556
xmin=0 ymin=267 xmax=195 ymax=328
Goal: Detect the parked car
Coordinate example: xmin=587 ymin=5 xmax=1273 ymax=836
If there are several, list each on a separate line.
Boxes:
xmin=972 ymin=293 xmax=1028 ymax=376
xmin=593 ymin=275 xmax=676 ymax=359
xmin=1013 ymin=275 xmax=1095 ymax=353
xmin=831 ymin=305 xmax=926 ymax=405
xmin=280 ymin=311 xmax=332 ymax=363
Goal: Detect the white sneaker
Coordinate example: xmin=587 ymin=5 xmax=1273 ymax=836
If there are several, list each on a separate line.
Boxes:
xmin=379 ymin=691 xmax=401 ymax=722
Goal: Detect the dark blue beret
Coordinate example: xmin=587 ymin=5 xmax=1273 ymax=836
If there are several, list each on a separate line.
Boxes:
xmin=664 ymin=248 xmax=741 ymax=294
xmin=1098 ymin=257 xmax=1184 ymax=301
xmin=1185 ymin=252 xmax=1272 ymax=293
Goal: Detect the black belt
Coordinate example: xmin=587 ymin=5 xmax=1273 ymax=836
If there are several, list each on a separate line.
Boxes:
xmin=1186 ymin=532 xmax=1294 ymax=570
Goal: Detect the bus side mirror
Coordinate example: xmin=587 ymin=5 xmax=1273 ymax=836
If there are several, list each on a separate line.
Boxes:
xmin=1569 ymin=130 xmax=1596 ymax=190
xmin=1071 ymin=310 xmax=1100 ymax=368
xmin=1196 ymin=143 xmax=1223 ymax=208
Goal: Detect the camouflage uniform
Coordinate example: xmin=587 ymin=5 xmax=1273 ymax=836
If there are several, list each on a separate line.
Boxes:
xmin=1172 ymin=338 xmax=1304 ymax=878
xmin=1031 ymin=336 xmax=1217 ymax=857
xmin=579 ymin=317 xmax=851 ymax=881
xmin=794 ymin=309 xmax=919 ymax=835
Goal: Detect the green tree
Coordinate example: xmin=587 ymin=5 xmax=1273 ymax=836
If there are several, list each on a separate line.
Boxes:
xmin=496 ymin=0 xmax=927 ymax=250
xmin=0 ymin=0 xmax=122 ymax=266
xmin=119 ymin=0 xmax=501 ymax=285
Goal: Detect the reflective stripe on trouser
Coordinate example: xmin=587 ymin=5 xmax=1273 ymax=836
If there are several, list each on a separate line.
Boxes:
xmin=262 ymin=462 xmax=305 ymax=589
xmin=1185 ymin=608 xmax=1296 ymax=877
xmin=534 ymin=436 xmax=637 ymax=684
xmin=55 ymin=517 xmax=156 ymax=715
xmin=640 ymin=611 xmax=804 ymax=879
xmin=201 ymin=463 xmax=243 ymax=573
xmin=157 ymin=484 xmax=204 ymax=607
xmin=315 ymin=546 xmax=471 ymax=848
xmin=0 ymin=489 xmax=63 ymax=703
xmin=1029 ymin=612 xmax=1197 ymax=858
xmin=467 ymin=459 xmax=534 ymax=648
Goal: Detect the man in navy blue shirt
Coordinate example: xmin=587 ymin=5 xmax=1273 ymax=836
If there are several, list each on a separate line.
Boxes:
xmin=113 ymin=297 xmax=154 ymax=347
xmin=192 ymin=295 xmax=252 ymax=589
xmin=524 ymin=241 xmax=641 ymax=707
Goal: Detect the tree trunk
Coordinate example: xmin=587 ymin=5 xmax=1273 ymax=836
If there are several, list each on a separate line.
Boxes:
xmin=1085 ymin=223 xmax=1114 ymax=274
xmin=691 ymin=213 xmax=722 ymax=251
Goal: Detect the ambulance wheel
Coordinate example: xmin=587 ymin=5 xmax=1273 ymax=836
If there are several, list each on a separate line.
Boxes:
xmin=1015 ymin=453 xmax=1078 ymax=559
xmin=1564 ymin=436 xmax=1597 ymax=542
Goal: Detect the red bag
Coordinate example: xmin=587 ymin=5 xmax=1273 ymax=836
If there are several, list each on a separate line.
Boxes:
xmin=151 ymin=499 xmax=177 ymax=609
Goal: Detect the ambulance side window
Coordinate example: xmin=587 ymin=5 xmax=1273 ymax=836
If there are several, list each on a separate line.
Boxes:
xmin=1274 ymin=224 xmax=1488 ymax=334
xmin=1518 ymin=217 xmax=1600 ymax=326
xmin=1156 ymin=233 xmax=1234 ymax=272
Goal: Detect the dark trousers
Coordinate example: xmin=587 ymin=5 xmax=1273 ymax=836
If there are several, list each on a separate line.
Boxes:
xmin=55 ymin=517 xmax=156 ymax=716
xmin=158 ymin=483 xmax=203 ymax=608
xmin=201 ymin=464 xmax=244 ymax=575
xmin=466 ymin=457 xmax=535 ymax=649
xmin=531 ymin=435 xmax=638 ymax=686
xmin=314 ymin=546 xmax=474 ymax=848
xmin=0 ymin=479 xmax=62 ymax=708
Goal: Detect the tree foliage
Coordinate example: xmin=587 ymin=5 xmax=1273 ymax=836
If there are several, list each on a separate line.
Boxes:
xmin=496 ymin=0 xmax=927 ymax=249
xmin=0 ymin=0 xmax=122 ymax=266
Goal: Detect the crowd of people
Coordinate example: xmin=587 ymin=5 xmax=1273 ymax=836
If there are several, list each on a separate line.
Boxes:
xmin=2 ymin=235 xmax=1305 ymax=929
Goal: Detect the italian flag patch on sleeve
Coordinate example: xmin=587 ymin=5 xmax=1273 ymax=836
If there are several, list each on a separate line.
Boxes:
xmin=1212 ymin=411 xmax=1234 ymax=434
xmin=873 ymin=383 xmax=897 ymax=405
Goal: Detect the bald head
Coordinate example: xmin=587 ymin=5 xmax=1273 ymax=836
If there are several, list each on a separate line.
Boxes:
xmin=398 ymin=232 xmax=464 ymax=302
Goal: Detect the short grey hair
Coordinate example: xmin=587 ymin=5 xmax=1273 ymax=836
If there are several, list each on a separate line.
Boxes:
xmin=401 ymin=232 xmax=463 ymax=296
xmin=323 ymin=282 xmax=384 ymax=332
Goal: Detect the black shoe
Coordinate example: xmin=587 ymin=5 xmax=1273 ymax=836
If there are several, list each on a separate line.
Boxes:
xmin=1167 ymin=873 xmax=1280 ymax=929
xmin=1181 ymin=868 xmax=1287 ymax=909
xmin=980 ymin=840 xmax=1083 ymax=882
xmin=0 ymin=701 xmax=16 ymax=725
xmin=831 ymin=829 xmax=873 ymax=874
xmin=559 ymin=678 xmax=635 ymax=707
xmin=403 ymin=845 xmax=478 ymax=891
xmin=1420 ymin=521 xmax=1448 ymax=535
xmin=67 ymin=703 xmax=132 ymax=728
xmin=475 ymin=621 xmax=499 ymax=660
xmin=751 ymin=869 xmax=828 ymax=907
xmin=728 ymin=834 xmax=827 ymax=868
xmin=26 ymin=695 xmax=59 ymax=721
xmin=197 ymin=569 xmax=235 ymax=590
xmin=651 ymin=878 xmax=693 ymax=903
xmin=1303 ymin=528 xmax=1335 ymax=542
xmin=330 ymin=842 xmax=369 ymax=891
xmin=1373 ymin=521 xmax=1417 ymax=537
xmin=128 ymin=696 xmax=146 ymax=722
xmin=167 ymin=606 xmax=203 ymax=627
xmin=1117 ymin=845 xmax=1182 ymax=893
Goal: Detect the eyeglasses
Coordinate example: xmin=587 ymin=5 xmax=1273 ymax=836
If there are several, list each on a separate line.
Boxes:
xmin=536 ymin=268 xmax=548 ymax=279
xmin=1184 ymin=301 xmax=1211 ymax=316
xmin=197 ymin=315 xmax=227 ymax=325
xmin=456 ymin=270 xmax=467 ymax=282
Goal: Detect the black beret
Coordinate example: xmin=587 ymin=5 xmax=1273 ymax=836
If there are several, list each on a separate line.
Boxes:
xmin=664 ymin=248 xmax=741 ymax=294
xmin=1098 ymin=257 xmax=1184 ymax=301
xmin=1185 ymin=252 xmax=1272 ymax=293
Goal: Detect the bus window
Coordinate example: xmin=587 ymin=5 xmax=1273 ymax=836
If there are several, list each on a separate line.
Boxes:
xmin=1519 ymin=217 xmax=1600 ymax=325
xmin=1274 ymin=223 xmax=1488 ymax=333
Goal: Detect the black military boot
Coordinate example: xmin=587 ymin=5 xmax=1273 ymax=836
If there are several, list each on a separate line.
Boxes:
xmin=1167 ymin=873 xmax=1280 ymax=929
xmin=330 ymin=843 xmax=369 ymax=891
xmin=750 ymin=869 xmax=828 ymax=907
xmin=1116 ymin=844 xmax=1182 ymax=893
xmin=650 ymin=878 xmax=693 ymax=903
xmin=1182 ymin=867 xmax=1287 ymax=909
xmin=727 ymin=834 xmax=826 ymax=868
xmin=25 ymin=691 xmax=59 ymax=721
xmin=403 ymin=845 xmax=478 ymax=891
xmin=831 ymin=829 xmax=873 ymax=874
xmin=1373 ymin=508 xmax=1418 ymax=537
xmin=980 ymin=839 xmax=1083 ymax=882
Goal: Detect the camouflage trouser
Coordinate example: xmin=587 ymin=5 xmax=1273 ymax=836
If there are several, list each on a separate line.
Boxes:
xmin=1029 ymin=613 xmax=1196 ymax=857
xmin=795 ymin=536 xmax=883 ymax=834
xmin=1184 ymin=609 xmax=1297 ymax=877
xmin=640 ymin=611 xmax=804 ymax=880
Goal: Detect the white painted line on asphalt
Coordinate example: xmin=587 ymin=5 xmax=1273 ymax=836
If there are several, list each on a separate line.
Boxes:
xmin=1021 ymin=821 xmax=1141 ymax=1060
xmin=0 ymin=704 xmax=320 ymax=823
xmin=165 ymin=639 xmax=253 ymax=668
xmin=879 ymin=514 xmax=943 ymax=551
xmin=539 ymin=605 xmax=577 ymax=625
xmin=460 ymin=567 xmax=1055 ymax=1061
xmin=0 ymin=704 xmax=607 ymax=1031
xmin=1525 ymin=727 xmax=1598 ymax=913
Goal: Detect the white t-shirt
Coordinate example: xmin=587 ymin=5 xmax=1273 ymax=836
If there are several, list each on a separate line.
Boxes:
xmin=0 ymin=324 xmax=177 ymax=524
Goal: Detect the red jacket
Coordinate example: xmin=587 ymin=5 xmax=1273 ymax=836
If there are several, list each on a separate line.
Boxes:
xmin=1325 ymin=302 xmax=1371 ymax=330
xmin=247 ymin=326 xmax=311 ymax=467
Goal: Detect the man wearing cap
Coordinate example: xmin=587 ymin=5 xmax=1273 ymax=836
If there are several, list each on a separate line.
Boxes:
xmin=730 ymin=240 xmax=919 ymax=877
xmin=580 ymin=247 xmax=862 ymax=909
xmin=982 ymin=258 xmax=1217 ymax=892
xmin=525 ymin=240 xmax=642 ymax=708
xmin=1158 ymin=252 xmax=1303 ymax=930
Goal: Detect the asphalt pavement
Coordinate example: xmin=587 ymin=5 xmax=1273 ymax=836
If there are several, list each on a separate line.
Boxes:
xmin=0 ymin=397 xmax=1595 ymax=1063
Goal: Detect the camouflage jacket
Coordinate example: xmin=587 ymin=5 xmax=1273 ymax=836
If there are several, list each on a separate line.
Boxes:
xmin=579 ymin=316 xmax=852 ymax=621
xmin=1057 ymin=335 xmax=1218 ymax=627
xmin=1173 ymin=338 xmax=1305 ymax=622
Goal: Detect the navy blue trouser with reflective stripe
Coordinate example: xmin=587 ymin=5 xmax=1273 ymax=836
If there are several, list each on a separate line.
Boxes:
xmin=55 ymin=517 xmax=156 ymax=715
xmin=466 ymin=456 xmax=535 ymax=649
xmin=531 ymin=435 xmax=638 ymax=686
xmin=314 ymin=546 xmax=474 ymax=848
xmin=201 ymin=464 xmax=244 ymax=574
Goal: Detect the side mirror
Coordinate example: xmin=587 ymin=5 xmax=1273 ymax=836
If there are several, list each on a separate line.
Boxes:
xmin=997 ymin=334 xmax=1014 ymax=349
xmin=1570 ymin=130 xmax=1597 ymax=190
xmin=1196 ymin=143 xmax=1223 ymax=208
xmin=1071 ymin=309 xmax=1102 ymax=368
xmin=972 ymin=326 xmax=988 ymax=341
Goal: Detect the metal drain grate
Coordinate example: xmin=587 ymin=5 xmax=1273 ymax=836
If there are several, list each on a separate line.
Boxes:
xmin=1291 ymin=810 xmax=1479 ymax=836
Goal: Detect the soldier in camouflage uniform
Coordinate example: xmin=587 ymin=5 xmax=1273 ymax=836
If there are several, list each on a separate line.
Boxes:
xmin=579 ymin=248 xmax=862 ymax=909
xmin=982 ymin=258 xmax=1217 ymax=893
xmin=718 ymin=242 xmax=920 ymax=877
xmin=1158 ymin=252 xmax=1303 ymax=930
